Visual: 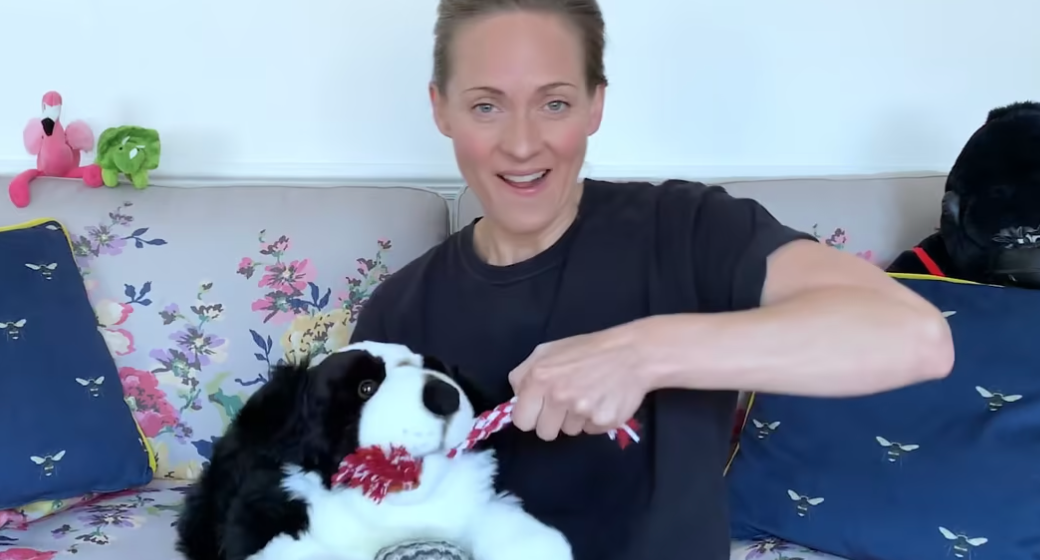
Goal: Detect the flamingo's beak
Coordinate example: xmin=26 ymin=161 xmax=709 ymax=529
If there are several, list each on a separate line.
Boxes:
xmin=40 ymin=104 xmax=61 ymax=136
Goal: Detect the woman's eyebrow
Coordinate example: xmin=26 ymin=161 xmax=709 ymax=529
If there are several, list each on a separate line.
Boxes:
xmin=463 ymin=82 xmax=578 ymax=95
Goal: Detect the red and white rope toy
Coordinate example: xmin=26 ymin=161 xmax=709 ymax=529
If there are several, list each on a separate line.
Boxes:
xmin=332 ymin=397 xmax=640 ymax=502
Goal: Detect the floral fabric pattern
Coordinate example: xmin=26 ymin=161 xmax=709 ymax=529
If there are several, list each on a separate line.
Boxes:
xmin=732 ymin=538 xmax=847 ymax=560
xmin=811 ymin=224 xmax=875 ymax=264
xmin=1 ymin=199 xmax=408 ymax=558
xmin=237 ymin=230 xmax=390 ymax=369
xmin=0 ymin=481 xmax=187 ymax=559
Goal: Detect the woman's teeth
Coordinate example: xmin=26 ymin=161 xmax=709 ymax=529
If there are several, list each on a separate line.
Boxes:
xmin=500 ymin=171 xmax=548 ymax=183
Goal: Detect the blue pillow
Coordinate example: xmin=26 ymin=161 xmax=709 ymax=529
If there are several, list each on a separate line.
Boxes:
xmin=727 ymin=273 xmax=1039 ymax=560
xmin=0 ymin=218 xmax=155 ymax=509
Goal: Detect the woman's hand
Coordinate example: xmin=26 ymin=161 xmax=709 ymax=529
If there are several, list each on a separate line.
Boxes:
xmin=508 ymin=323 xmax=654 ymax=441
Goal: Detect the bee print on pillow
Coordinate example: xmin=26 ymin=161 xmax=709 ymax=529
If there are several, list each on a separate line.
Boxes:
xmin=786 ymin=490 xmax=824 ymax=517
xmin=975 ymin=386 xmax=1022 ymax=411
xmin=76 ymin=376 xmax=105 ymax=397
xmin=24 ymin=262 xmax=57 ymax=280
xmin=30 ymin=450 xmax=66 ymax=477
xmin=750 ymin=419 xmax=780 ymax=439
xmin=875 ymin=436 xmax=920 ymax=463
xmin=938 ymin=527 xmax=987 ymax=558
xmin=1 ymin=319 xmax=26 ymax=340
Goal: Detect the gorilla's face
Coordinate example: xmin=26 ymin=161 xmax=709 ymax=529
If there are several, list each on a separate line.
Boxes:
xmin=942 ymin=185 xmax=1040 ymax=288
xmin=941 ymin=104 xmax=1040 ymax=288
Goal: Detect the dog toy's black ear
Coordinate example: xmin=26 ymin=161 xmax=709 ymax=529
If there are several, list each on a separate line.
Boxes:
xmin=421 ymin=355 xmax=452 ymax=376
xmin=309 ymin=350 xmax=382 ymax=398
xmin=422 ymin=354 xmax=497 ymax=413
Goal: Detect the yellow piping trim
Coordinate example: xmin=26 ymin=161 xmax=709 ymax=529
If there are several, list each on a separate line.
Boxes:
xmin=1 ymin=217 xmax=158 ymax=475
xmin=725 ymin=271 xmax=994 ymax=475
xmin=886 ymin=272 xmax=991 ymax=286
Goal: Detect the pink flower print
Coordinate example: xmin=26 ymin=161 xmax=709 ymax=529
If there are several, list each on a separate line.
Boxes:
xmin=856 ymin=250 xmax=875 ymax=263
xmin=118 ymin=367 xmax=179 ymax=438
xmin=94 ymin=299 xmax=135 ymax=356
xmin=0 ymin=549 xmax=58 ymax=560
xmin=0 ymin=509 xmax=28 ymax=531
xmin=259 ymin=259 xmax=313 ymax=294
xmin=237 ymin=257 xmax=257 ymax=279
xmin=251 ymin=292 xmax=299 ymax=324
xmin=829 ymin=229 xmax=848 ymax=247
xmin=261 ymin=234 xmax=291 ymax=256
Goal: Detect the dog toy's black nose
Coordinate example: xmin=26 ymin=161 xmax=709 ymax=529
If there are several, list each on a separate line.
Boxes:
xmin=422 ymin=375 xmax=460 ymax=417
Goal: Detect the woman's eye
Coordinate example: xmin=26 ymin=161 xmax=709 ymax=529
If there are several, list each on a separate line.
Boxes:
xmin=473 ymin=103 xmax=495 ymax=114
xmin=358 ymin=380 xmax=378 ymax=399
xmin=546 ymin=100 xmax=569 ymax=112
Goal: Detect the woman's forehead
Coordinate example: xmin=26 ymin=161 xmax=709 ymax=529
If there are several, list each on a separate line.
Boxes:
xmin=449 ymin=11 xmax=585 ymax=92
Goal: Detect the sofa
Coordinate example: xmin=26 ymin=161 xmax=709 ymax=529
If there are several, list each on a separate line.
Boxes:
xmin=0 ymin=172 xmax=946 ymax=560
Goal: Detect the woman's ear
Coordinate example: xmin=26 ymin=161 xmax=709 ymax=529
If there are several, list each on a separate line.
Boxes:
xmin=429 ymin=82 xmax=452 ymax=138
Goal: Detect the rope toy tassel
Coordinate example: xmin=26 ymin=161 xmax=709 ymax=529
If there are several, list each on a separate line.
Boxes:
xmin=334 ymin=397 xmax=638 ymax=502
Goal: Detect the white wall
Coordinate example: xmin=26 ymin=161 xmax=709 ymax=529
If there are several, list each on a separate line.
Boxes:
xmin=1 ymin=0 xmax=1036 ymax=192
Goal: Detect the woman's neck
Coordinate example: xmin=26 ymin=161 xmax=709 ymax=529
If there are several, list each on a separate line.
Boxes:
xmin=473 ymin=184 xmax=582 ymax=267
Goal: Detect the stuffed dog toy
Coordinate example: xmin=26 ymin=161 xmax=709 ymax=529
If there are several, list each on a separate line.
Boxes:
xmin=174 ymin=341 xmax=572 ymax=560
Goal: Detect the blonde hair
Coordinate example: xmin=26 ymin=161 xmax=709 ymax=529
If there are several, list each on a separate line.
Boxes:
xmin=432 ymin=0 xmax=608 ymax=93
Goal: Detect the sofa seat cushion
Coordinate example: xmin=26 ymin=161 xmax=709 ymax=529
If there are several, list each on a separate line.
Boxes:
xmin=1 ymin=489 xmax=852 ymax=560
xmin=0 ymin=480 xmax=187 ymax=559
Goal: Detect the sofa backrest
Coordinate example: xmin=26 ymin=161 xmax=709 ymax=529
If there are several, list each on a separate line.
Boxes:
xmin=455 ymin=173 xmax=948 ymax=267
xmin=0 ymin=172 xmax=946 ymax=483
xmin=0 ymin=177 xmax=449 ymax=480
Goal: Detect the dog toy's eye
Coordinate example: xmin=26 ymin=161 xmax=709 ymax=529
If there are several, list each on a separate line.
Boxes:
xmin=358 ymin=380 xmax=378 ymax=399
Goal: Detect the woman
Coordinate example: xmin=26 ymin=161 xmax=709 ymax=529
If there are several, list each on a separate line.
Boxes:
xmin=351 ymin=1 xmax=955 ymax=559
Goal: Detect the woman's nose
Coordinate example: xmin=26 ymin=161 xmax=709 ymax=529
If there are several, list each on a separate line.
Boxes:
xmin=500 ymin=113 xmax=540 ymax=160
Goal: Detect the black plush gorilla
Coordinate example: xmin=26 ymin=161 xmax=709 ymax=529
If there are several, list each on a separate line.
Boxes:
xmin=887 ymin=101 xmax=1040 ymax=287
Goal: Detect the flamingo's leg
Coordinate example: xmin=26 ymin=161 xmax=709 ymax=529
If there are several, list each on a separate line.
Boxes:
xmin=8 ymin=169 xmax=42 ymax=208
xmin=64 ymin=164 xmax=104 ymax=188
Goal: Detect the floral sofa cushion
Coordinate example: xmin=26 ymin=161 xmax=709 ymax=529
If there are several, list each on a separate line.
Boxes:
xmin=0 ymin=178 xmax=450 ymax=491
xmin=0 ymin=481 xmax=187 ymax=559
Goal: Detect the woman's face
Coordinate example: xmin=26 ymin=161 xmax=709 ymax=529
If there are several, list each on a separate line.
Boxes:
xmin=431 ymin=11 xmax=605 ymax=236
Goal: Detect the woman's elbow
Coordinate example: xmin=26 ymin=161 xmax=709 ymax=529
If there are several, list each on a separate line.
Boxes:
xmin=906 ymin=306 xmax=956 ymax=382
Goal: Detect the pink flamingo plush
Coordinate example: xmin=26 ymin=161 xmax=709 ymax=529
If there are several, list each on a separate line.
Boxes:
xmin=8 ymin=91 xmax=104 ymax=208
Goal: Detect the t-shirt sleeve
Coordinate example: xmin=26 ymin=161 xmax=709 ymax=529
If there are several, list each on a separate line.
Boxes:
xmin=687 ymin=185 xmax=817 ymax=312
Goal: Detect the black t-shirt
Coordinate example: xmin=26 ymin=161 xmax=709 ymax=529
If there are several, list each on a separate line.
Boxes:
xmin=349 ymin=179 xmax=815 ymax=560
